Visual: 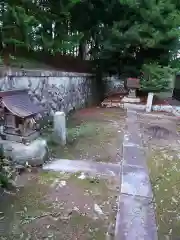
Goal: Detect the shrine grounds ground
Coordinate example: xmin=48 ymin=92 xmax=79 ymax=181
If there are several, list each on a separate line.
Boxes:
xmin=1 ymin=107 xmax=180 ymax=239
xmin=0 ymin=107 xmax=125 ymax=240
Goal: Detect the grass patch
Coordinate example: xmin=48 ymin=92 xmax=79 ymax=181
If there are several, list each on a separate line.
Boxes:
xmin=41 ymin=109 xmax=124 ymax=162
xmin=148 ymin=148 xmax=180 ymax=239
xmin=1 ymin=169 xmax=118 ymax=239
xmin=39 ymin=171 xmax=70 ymax=184
xmin=67 ymin=122 xmax=99 ymax=140
xmin=69 ymin=212 xmax=105 ymax=240
xmin=39 ymin=171 xmax=117 ymax=200
xmin=43 ymin=119 xmax=120 ymax=161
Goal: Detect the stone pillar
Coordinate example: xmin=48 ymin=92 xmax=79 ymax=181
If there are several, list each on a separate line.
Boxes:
xmin=54 ymin=111 xmax=66 ymax=145
xmin=146 ymin=92 xmax=154 ymax=112
xmin=128 ymin=89 xmax=136 ymax=98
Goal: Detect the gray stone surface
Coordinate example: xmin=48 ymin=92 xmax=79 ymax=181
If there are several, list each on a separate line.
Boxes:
xmin=43 ymin=159 xmax=120 ymax=177
xmin=2 ymin=138 xmax=49 ymax=166
xmin=53 ymin=111 xmax=66 ymax=145
xmin=123 ymin=145 xmax=146 ymax=167
xmin=126 ymin=110 xmax=137 ymax=119
xmin=0 ymin=69 xmax=96 ymax=115
xmin=115 ymin=194 xmax=157 ymax=240
xmin=103 ymin=75 xmax=124 ymax=96
xmin=124 ymin=132 xmax=142 ymax=145
xmin=121 ymin=164 xmax=152 ymax=198
xmin=0 ymin=69 xmax=123 ymax=116
xmin=115 ymin=108 xmax=158 ymax=239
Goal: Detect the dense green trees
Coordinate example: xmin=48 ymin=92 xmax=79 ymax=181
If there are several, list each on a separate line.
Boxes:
xmin=0 ymin=0 xmax=82 ymax=58
xmin=0 ymin=0 xmax=180 ymax=77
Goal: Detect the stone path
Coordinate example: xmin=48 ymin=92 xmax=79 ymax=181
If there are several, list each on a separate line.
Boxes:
xmin=43 ymin=159 xmax=120 ymax=177
xmin=115 ymin=108 xmax=158 ymax=239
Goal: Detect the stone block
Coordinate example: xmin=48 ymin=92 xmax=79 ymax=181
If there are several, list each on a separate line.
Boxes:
xmin=53 ymin=111 xmax=66 ymax=145
xmin=121 ymin=164 xmax=152 ymax=198
xmin=115 ymin=194 xmax=157 ymax=240
xmin=2 ymin=138 xmax=49 ymax=166
xmin=124 ymin=131 xmax=142 ymax=146
xmin=123 ymin=145 xmax=146 ymax=167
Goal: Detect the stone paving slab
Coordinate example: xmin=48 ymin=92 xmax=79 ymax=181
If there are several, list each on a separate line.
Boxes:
xmin=115 ymin=194 xmax=157 ymax=240
xmin=121 ymin=164 xmax=152 ymax=198
xmin=123 ymin=145 xmax=146 ymax=167
xmin=126 ymin=122 xmax=141 ymax=131
xmin=124 ymin=132 xmax=142 ymax=145
xmin=126 ymin=110 xmax=138 ymax=119
xmin=43 ymin=159 xmax=120 ymax=177
xmin=115 ymin=108 xmax=158 ymax=239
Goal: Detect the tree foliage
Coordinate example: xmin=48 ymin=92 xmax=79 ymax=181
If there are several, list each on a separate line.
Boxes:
xmin=0 ymin=0 xmax=179 ymax=78
xmin=0 ymin=0 xmax=82 ymax=55
xmin=140 ymin=63 xmax=176 ymax=92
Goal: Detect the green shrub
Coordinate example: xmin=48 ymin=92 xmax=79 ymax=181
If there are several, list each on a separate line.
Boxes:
xmin=0 ymin=147 xmax=15 ymax=189
xmin=140 ymin=63 xmax=176 ymax=92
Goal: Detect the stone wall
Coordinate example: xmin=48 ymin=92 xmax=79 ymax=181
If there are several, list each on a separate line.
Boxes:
xmin=0 ymin=68 xmax=96 ymax=115
xmin=103 ymin=75 xmax=125 ymax=96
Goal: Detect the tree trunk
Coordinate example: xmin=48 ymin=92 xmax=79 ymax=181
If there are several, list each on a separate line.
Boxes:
xmin=78 ymin=38 xmax=86 ymax=60
xmin=96 ymin=65 xmax=105 ymax=103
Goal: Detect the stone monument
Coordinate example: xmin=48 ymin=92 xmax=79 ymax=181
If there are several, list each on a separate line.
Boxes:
xmin=122 ymin=78 xmax=140 ymax=103
xmin=146 ymin=92 xmax=154 ymax=112
xmin=53 ymin=111 xmax=66 ymax=145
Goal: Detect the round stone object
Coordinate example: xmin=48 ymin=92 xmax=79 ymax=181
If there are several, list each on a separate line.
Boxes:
xmin=2 ymin=138 xmax=49 ymax=166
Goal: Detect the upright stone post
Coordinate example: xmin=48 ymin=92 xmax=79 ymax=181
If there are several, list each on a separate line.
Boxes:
xmin=54 ymin=111 xmax=66 ymax=145
xmin=146 ymin=92 xmax=154 ymax=112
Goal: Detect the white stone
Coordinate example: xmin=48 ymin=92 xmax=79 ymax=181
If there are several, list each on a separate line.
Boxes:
xmin=94 ymin=204 xmax=104 ymax=215
xmin=1 ymin=138 xmax=49 ymax=166
xmin=78 ymin=172 xmax=86 ymax=180
xmin=121 ymin=90 xmax=140 ymax=103
xmin=146 ymin=92 xmax=154 ymax=112
xmin=121 ymin=96 xmax=140 ymax=103
xmin=53 ymin=111 xmax=66 ymax=145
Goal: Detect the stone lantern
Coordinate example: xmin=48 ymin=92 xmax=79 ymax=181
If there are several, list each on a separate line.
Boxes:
xmin=122 ymin=78 xmax=140 ymax=103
